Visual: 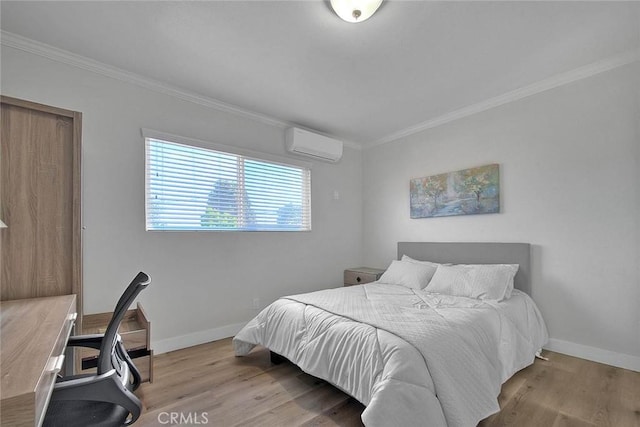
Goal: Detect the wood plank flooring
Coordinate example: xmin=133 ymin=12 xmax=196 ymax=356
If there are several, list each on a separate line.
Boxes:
xmin=135 ymin=338 xmax=639 ymax=426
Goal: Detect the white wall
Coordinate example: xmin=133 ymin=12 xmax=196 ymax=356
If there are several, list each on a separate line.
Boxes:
xmin=362 ymin=62 xmax=640 ymax=370
xmin=1 ymin=46 xmax=364 ymax=352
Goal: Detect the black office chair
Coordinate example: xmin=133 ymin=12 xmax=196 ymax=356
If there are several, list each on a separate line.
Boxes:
xmin=43 ymin=272 xmax=151 ymax=427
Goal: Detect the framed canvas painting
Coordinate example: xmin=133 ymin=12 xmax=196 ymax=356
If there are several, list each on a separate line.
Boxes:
xmin=410 ymin=164 xmax=500 ymax=218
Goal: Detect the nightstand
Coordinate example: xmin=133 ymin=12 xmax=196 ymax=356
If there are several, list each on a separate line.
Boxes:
xmin=344 ymin=267 xmax=385 ymax=286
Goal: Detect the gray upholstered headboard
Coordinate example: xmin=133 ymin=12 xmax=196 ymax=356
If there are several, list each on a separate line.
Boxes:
xmin=398 ymin=242 xmax=531 ymax=295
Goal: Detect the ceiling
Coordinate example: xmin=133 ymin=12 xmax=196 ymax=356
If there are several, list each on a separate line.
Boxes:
xmin=1 ymin=1 xmax=638 ymax=147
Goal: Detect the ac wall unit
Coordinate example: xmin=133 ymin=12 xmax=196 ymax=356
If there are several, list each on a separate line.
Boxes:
xmin=285 ymin=127 xmax=343 ymax=162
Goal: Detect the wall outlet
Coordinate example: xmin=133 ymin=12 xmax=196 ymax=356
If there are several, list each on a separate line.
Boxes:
xmin=252 ymin=297 xmax=261 ymax=309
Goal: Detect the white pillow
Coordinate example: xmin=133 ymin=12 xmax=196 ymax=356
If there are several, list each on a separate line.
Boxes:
xmin=426 ymin=264 xmax=519 ymax=301
xmin=401 ymin=255 xmax=441 ymax=268
xmin=378 ymin=260 xmax=437 ymax=289
xmin=400 ymin=255 xmax=441 ymax=283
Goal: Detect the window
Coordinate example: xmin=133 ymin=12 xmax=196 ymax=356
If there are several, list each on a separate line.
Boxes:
xmin=144 ymin=132 xmax=311 ymax=231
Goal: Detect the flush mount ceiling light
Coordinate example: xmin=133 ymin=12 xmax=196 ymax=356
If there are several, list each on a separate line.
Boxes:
xmin=330 ymin=0 xmax=383 ymax=23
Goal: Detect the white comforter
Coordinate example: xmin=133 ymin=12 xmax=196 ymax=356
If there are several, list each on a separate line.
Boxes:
xmin=233 ymin=283 xmax=548 ymax=427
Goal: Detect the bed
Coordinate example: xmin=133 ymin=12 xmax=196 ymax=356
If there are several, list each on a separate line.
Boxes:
xmin=233 ymin=242 xmax=548 ymax=426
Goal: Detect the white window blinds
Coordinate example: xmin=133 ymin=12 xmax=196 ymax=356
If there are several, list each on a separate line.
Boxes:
xmin=145 ymin=136 xmax=311 ymax=231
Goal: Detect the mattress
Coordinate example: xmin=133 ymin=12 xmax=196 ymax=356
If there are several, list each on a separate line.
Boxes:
xmin=233 ymin=283 xmax=548 ymax=426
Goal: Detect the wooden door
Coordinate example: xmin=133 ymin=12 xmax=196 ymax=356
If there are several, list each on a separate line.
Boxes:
xmin=0 ymin=96 xmax=82 ymax=326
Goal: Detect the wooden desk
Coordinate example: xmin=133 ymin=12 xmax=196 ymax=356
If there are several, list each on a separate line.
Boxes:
xmin=1 ymin=295 xmax=76 ymax=427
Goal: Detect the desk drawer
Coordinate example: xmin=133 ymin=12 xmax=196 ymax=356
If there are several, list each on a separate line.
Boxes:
xmin=1 ymin=295 xmax=76 ymax=427
xmin=34 ymin=304 xmax=76 ymax=426
xmin=80 ymin=329 xmax=147 ymax=359
xmin=81 ymin=349 xmax=153 ymax=383
xmin=80 ymin=303 xmax=153 ymax=382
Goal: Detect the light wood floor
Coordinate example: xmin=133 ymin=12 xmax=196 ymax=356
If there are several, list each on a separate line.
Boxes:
xmin=135 ymin=338 xmax=639 ymax=426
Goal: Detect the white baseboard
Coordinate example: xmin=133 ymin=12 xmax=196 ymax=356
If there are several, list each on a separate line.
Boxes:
xmin=544 ymin=338 xmax=640 ymax=372
xmin=152 ymin=322 xmax=246 ymax=355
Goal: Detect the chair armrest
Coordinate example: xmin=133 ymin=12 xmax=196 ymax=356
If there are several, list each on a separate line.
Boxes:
xmin=67 ymin=334 xmax=105 ymax=350
xmin=116 ymin=340 xmax=142 ymax=391
xmin=51 ymin=370 xmax=142 ymax=424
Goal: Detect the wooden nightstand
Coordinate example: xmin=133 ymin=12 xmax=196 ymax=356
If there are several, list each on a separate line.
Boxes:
xmin=344 ymin=267 xmax=385 ymax=286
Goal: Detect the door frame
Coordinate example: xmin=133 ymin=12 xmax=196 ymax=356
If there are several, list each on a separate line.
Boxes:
xmin=0 ymin=95 xmax=83 ymax=331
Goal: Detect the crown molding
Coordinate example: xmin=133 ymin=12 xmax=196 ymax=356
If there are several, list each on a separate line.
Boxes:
xmin=0 ymin=31 xmax=289 ymax=129
xmin=366 ymin=48 xmax=640 ymax=148
xmin=2 ymin=31 xmax=635 ymax=152
xmin=0 ymin=30 xmax=362 ymax=150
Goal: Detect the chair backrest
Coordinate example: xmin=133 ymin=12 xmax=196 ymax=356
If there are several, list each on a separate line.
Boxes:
xmin=97 ymin=272 xmax=151 ymax=376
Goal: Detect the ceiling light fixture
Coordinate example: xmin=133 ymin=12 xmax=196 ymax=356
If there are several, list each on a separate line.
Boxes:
xmin=330 ymin=0 xmax=383 ymax=23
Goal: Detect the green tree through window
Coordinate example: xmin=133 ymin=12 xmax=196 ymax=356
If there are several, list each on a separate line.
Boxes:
xmin=145 ymin=135 xmax=310 ymax=231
